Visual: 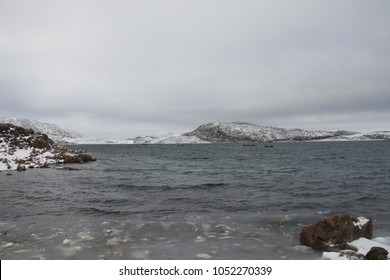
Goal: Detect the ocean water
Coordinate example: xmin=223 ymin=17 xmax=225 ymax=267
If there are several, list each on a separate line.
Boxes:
xmin=1 ymin=141 xmax=389 ymax=260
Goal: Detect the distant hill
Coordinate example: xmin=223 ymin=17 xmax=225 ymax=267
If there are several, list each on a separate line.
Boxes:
xmin=129 ymin=131 xmax=207 ymax=144
xmin=1 ymin=118 xmax=388 ymax=144
xmin=129 ymin=121 xmax=390 ymax=144
xmin=363 ymin=131 xmax=390 ymax=140
xmin=0 ymin=118 xmax=82 ymax=143
xmin=183 ymin=121 xmax=360 ymax=143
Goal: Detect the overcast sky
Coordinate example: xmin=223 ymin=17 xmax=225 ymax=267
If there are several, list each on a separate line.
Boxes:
xmin=1 ymin=0 xmax=389 ymax=138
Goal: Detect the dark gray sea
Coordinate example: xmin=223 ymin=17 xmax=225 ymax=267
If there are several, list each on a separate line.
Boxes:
xmin=1 ymin=141 xmax=389 ymax=259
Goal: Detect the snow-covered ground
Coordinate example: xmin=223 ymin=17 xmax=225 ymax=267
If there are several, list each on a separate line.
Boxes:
xmin=0 ymin=144 xmax=57 ymax=171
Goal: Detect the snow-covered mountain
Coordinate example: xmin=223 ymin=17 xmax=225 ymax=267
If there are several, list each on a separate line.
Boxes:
xmin=129 ymin=131 xmax=208 ymax=144
xmin=0 ymin=118 xmax=82 ymax=143
xmin=183 ymin=121 xmax=361 ymax=143
xmin=1 ymin=118 xmax=388 ymax=144
xmin=128 ymin=122 xmax=390 ymax=144
xmin=363 ymin=131 xmax=390 ymax=140
xmin=130 ymin=131 xmax=175 ymax=144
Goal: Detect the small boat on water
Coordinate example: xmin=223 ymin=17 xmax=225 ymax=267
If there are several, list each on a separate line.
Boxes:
xmin=243 ymin=143 xmax=255 ymax=146
xmin=264 ymin=142 xmax=273 ymax=148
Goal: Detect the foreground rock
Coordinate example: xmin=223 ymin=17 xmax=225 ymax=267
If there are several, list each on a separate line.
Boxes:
xmin=0 ymin=123 xmax=95 ymax=171
xmin=301 ymin=214 xmax=390 ymax=260
xmin=364 ymin=247 xmax=389 ymax=260
xmin=300 ymin=214 xmax=373 ymax=250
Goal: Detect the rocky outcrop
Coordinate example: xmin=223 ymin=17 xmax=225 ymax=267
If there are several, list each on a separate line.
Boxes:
xmin=299 ymin=214 xmax=373 ymax=250
xmin=0 ymin=123 xmax=95 ymax=171
xmin=0 ymin=123 xmax=53 ymax=148
xmin=49 ymin=146 xmax=95 ymax=164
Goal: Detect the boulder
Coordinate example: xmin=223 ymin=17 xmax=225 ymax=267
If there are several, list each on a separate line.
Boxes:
xmin=16 ymin=164 xmax=26 ymax=171
xmin=365 ymin=247 xmax=389 ymax=260
xmin=300 ymin=214 xmax=373 ymax=250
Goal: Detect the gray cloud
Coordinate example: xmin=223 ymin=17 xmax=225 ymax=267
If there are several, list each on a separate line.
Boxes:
xmin=1 ymin=0 xmax=389 ymax=138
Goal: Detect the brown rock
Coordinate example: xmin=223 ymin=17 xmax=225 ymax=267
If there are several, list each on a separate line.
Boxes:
xmin=300 ymin=214 xmax=373 ymax=251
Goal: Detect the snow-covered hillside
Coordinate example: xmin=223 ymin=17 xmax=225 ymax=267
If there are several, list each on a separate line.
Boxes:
xmin=1 ymin=118 xmax=388 ymax=144
xmin=0 ymin=118 xmax=82 ymax=143
xmin=363 ymin=131 xmax=390 ymax=140
xmin=183 ymin=121 xmax=360 ymax=143
xmin=129 ymin=131 xmax=208 ymax=144
xmin=128 ymin=122 xmax=390 ymax=144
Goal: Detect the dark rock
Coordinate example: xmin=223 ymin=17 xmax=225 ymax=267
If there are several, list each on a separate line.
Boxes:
xmin=16 ymin=164 xmax=26 ymax=171
xmin=365 ymin=247 xmax=389 ymax=260
xmin=300 ymin=214 xmax=373 ymax=250
xmin=62 ymin=153 xmax=95 ymax=164
xmin=56 ymin=166 xmax=82 ymax=171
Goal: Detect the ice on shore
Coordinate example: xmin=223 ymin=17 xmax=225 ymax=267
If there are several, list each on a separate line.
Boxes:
xmin=196 ymin=253 xmax=212 ymax=259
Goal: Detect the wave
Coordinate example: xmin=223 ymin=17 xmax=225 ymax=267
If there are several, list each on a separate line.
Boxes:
xmin=114 ymin=182 xmax=229 ymax=190
xmin=75 ymin=207 xmax=123 ymax=215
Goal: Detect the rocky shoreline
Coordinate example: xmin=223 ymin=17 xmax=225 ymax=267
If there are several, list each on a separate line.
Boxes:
xmin=300 ymin=214 xmax=389 ymax=260
xmin=0 ymin=123 xmax=95 ymax=171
